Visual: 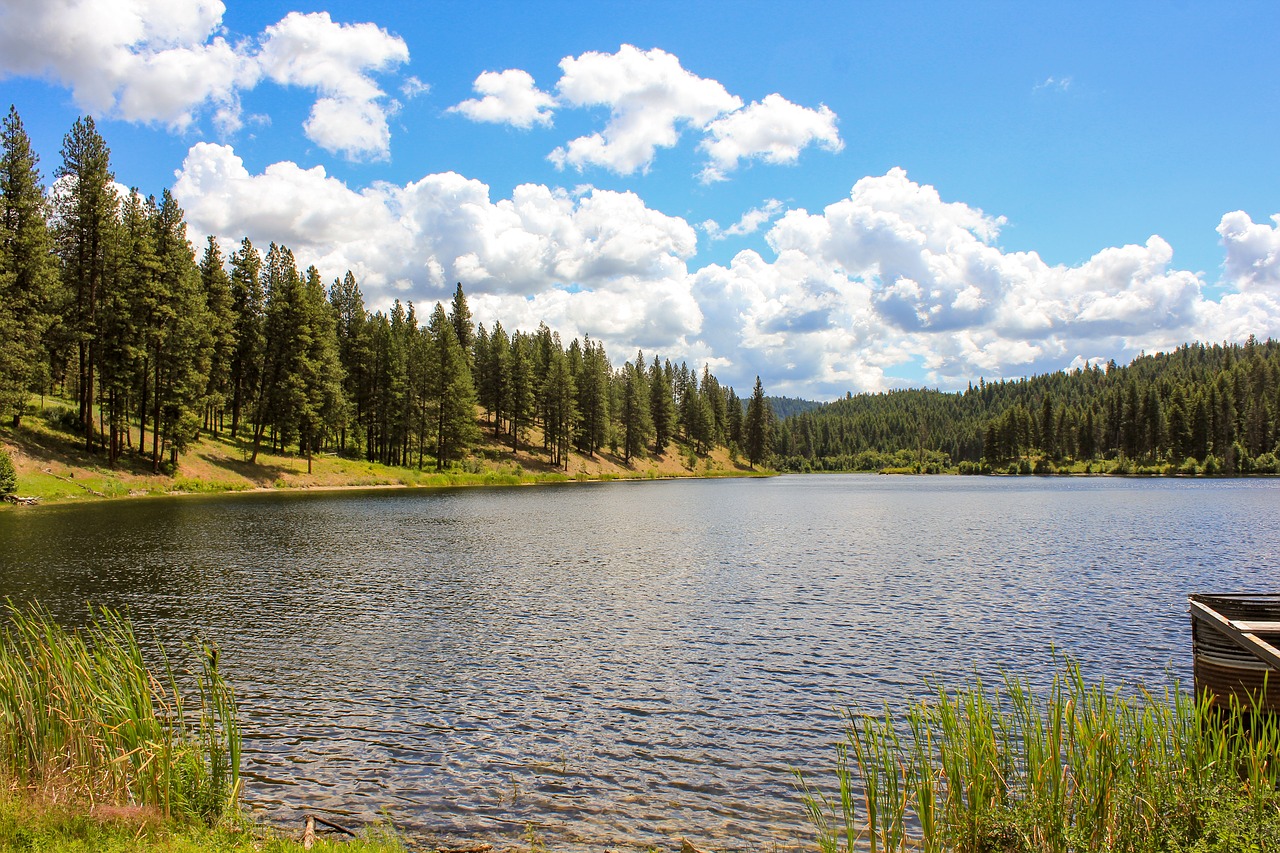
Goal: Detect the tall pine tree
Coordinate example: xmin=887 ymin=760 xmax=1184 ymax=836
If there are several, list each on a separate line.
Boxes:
xmin=0 ymin=106 xmax=58 ymax=427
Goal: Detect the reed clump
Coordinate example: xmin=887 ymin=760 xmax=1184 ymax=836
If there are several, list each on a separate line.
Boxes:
xmin=0 ymin=603 xmax=241 ymax=824
xmin=800 ymin=659 xmax=1280 ymax=852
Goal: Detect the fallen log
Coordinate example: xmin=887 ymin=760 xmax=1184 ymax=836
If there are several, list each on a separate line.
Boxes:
xmin=41 ymin=467 xmax=106 ymax=497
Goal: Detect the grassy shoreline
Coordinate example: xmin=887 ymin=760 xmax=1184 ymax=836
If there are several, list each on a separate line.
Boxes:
xmin=0 ymin=398 xmax=773 ymax=508
xmin=800 ymin=662 xmax=1280 ymax=853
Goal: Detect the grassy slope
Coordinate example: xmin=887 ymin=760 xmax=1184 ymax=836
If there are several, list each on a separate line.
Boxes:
xmin=0 ymin=398 xmax=768 ymax=506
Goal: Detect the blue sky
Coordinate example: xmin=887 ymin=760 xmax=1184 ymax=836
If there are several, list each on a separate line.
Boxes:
xmin=2 ymin=0 xmax=1279 ymax=399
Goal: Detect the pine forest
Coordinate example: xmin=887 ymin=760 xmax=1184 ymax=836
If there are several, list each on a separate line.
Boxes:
xmin=0 ymin=110 xmax=772 ymax=480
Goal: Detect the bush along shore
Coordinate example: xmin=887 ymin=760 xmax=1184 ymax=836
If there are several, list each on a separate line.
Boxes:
xmin=0 ymin=604 xmax=405 ymax=851
xmin=799 ymin=659 xmax=1280 ymax=853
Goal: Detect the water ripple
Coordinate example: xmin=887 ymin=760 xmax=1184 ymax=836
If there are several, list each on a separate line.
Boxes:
xmin=1 ymin=475 xmax=1276 ymax=849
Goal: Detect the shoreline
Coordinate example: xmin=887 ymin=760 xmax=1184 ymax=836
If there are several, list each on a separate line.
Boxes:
xmin=0 ymin=398 xmax=775 ymax=509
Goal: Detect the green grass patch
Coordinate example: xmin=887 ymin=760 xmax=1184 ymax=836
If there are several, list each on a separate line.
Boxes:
xmin=799 ymin=659 xmax=1280 ymax=853
xmin=0 ymin=793 xmax=406 ymax=852
xmin=0 ymin=604 xmax=240 ymax=824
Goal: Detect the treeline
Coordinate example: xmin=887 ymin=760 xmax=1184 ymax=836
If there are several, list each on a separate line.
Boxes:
xmin=775 ymin=339 xmax=1280 ymax=474
xmin=0 ymin=108 xmax=772 ymax=473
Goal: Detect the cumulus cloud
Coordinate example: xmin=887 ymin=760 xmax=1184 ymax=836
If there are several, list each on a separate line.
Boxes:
xmin=1218 ymin=210 xmax=1280 ymax=291
xmin=690 ymin=168 xmax=1224 ymax=395
xmin=445 ymin=46 xmax=843 ymax=179
xmin=449 ymin=69 xmax=555 ymax=128
xmin=0 ymin=0 xmax=409 ymax=159
xmin=174 ymin=141 xmax=1278 ymax=399
xmin=548 ymin=45 xmax=742 ymax=174
xmin=0 ymin=0 xmax=253 ymax=130
xmin=699 ymin=94 xmax=841 ymax=182
xmin=255 ymin=12 xmax=408 ymax=160
xmin=174 ymin=142 xmax=702 ymax=355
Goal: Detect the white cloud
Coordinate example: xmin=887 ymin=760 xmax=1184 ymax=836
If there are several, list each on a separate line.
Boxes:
xmin=174 ymin=142 xmax=1280 ymax=399
xmin=0 ymin=1 xmax=409 ymax=159
xmin=174 ymin=142 xmax=702 ymax=355
xmin=0 ymin=0 xmax=254 ymax=131
xmin=449 ymin=69 xmax=555 ymax=128
xmin=444 ymin=47 xmax=843 ymax=180
xmin=548 ymin=45 xmax=742 ymax=174
xmin=699 ymin=94 xmax=841 ymax=182
xmin=1218 ymin=210 xmax=1280 ymax=291
xmin=690 ymin=168 xmax=1222 ymax=395
xmin=703 ymin=199 xmax=785 ymax=240
xmin=400 ymin=76 xmax=430 ymax=99
xmin=256 ymin=12 xmax=408 ymax=160
xmin=1034 ymin=75 xmax=1072 ymax=93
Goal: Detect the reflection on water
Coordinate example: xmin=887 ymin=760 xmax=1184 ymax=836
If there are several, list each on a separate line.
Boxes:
xmin=1 ymin=475 xmax=1276 ymax=848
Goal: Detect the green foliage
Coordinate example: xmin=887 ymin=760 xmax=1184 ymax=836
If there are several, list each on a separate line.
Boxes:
xmin=745 ymin=375 xmax=772 ymax=468
xmin=800 ymin=659 xmax=1280 ymax=853
xmin=0 ymin=113 xmax=753 ymax=481
xmin=0 ymin=449 xmax=15 ymax=495
xmin=778 ymin=339 xmax=1280 ymax=476
xmin=0 ymin=107 xmax=59 ymax=428
xmin=0 ymin=604 xmax=240 ymax=823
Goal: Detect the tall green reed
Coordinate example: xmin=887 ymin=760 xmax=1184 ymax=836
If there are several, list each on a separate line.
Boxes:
xmin=0 ymin=603 xmax=241 ymax=823
xmin=800 ymin=658 xmax=1280 ymax=852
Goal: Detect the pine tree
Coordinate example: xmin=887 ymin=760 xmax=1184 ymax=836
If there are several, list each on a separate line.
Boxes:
xmin=104 ymin=189 xmax=152 ymax=464
xmin=745 ymin=375 xmax=771 ymax=469
xmin=0 ymin=106 xmax=58 ymax=427
xmin=297 ymin=265 xmax=346 ymax=473
xmin=619 ymin=354 xmax=651 ymax=463
xmin=329 ymin=270 xmax=368 ymax=452
xmin=55 ymin=116 xmax=118 ymax=450
xmin=423 ymin=302 xmax=474 ymax=469
xmin=484 ymin=321 xmax=510 ymax=438
xmin=448 ymin=282 xmax=473 ymax=359
xmin=251 ymin=243 xmax=301 ymax=463
xmin=724 ymin=386 xmax=743 ymax=450
xmin=149 ymin=190 xmax=211 ymax=470
xmin=648 ymin=356 xmax=675 ymax=453
xmin=199 ymin=236 xmax=235 ymax=435
xmin=507 ymin=332 xmax=535 ymax=455
xmin=576 ymin=336 xmax=609 ymax=456
xmin=472 ymin=322 xmax=493 ymax=423
xmin=228 ymin=238 xmax=263 ymax=439
xmin=542 ymin=343 xmax=577 ymax=468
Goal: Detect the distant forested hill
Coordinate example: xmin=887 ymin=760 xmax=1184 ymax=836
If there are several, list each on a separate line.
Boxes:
xmin=765 ymin=396 xmax=824 ymax=420
xmin=773 ymin=339 xmax=1280 ymax=475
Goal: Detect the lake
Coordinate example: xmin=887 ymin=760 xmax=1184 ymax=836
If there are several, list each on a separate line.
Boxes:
xmin=0 ymin=474 xmax=1275 ymax=849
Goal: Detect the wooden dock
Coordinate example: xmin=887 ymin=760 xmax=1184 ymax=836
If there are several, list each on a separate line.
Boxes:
xmin=1189 ymin=593 xmax=1280 ymax=712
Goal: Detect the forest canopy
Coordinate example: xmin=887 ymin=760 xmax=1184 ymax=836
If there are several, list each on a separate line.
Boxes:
xmin=0 ymin=109 xmax=767 ymax=475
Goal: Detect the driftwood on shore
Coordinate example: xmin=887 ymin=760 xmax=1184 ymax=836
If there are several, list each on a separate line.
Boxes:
xmin=301 ymin=812 xmax=359 ymax=849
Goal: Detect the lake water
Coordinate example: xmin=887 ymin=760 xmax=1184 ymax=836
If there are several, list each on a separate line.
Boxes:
xmin=0 ymin=475 xmax=1276 ymax=849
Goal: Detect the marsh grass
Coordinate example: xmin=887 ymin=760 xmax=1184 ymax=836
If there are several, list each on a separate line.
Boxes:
xmin=800 ymin=659 xmax=1280 ymax=852
xmin=0 ymin=604 xmax=241 ymax=824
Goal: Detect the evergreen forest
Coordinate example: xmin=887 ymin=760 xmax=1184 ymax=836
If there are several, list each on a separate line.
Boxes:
xmin=0 ymin=109 xmax=772 ymax=479
xmin=4 ymin=107 xmax=1278 ymax=485
xmin=774 ymin=338 xmax=1280 ymax=476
